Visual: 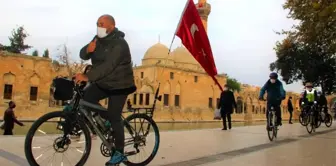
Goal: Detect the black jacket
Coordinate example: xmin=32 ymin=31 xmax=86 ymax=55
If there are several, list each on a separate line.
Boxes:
xmin=3 ymin=108 xmax=23 ymax=130
xmin=287 ymin=99 xmax=293 ymax=111
xmin=302 ymin=90 xmax=318 ymax=104
xmin=218 ymin=90 xmax=237 ymax=114
xmin=80 ymin=28 xmax=135 ymax=91
xmin=318 ymin=95 xmax=327 ymax=106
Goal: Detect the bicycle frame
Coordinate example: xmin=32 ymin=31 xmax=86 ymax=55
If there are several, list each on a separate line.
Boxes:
xmin=268 ymin=107 xmax=276 ymax=127
xmin=306 ymin=104 xmax=317 ymax=126
xmin=63 ymin=67 xmax=162 ymax=151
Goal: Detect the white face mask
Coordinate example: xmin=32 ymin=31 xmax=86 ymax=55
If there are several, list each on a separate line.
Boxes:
xmin=270 ymin=79 xmax=276 ymax=83
xmin=97 ymin=27 xmax=108 ymax=38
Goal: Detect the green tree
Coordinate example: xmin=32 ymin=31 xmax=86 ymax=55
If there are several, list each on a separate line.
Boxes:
xmin=6 ymin=26 xmax=31 ymax=53
xmin=43 ymin=49 xmax=49 ymax=58
xmin=282 ymin=0 xmax=336 ymax=54
xmin=271 ymin=1 xmax=336 ymax=94
xmin=32 ymin=50 xmax=39 ymax=56
xmin=226 ymin=76 xmax=241 ymax=92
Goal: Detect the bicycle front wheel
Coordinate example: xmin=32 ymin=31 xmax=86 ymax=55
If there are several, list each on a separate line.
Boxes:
xmin=306 ymin=114 xmax=314 ymax=134
xmin=316 ymin=114 xmax=322 ymax=128
xmin=267 ymin=114 xmax=274 ymax=141
xmin=123 ymin=113 xmax=160 ymax=166
xmin=24 ymin=111 xmax=92 ymax=166
xmin=325 ymin=114 xmax=333 ymax=127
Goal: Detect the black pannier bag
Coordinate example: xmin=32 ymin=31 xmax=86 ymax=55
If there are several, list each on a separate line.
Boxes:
xmin=52 ymin=77 xmax=75 ymax=101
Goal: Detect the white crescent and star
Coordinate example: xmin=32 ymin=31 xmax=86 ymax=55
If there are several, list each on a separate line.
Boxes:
xmin=190 ymin=23 xmax=207 ymax=57
xmin=190 ymin=23 xmax=199 ymax=39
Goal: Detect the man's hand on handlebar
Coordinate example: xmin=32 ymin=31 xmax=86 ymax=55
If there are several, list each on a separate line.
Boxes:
xmin=74 ymin=73 xmax=88 ymax=84
xmin=258 ymin=97 xmax=265 ymax=101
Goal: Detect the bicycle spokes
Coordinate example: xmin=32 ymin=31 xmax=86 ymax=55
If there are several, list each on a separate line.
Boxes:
xmin=124 ymin=115 xmax=157 ymax=164
xmin=30 ymin=117 xmax=88 ymax=166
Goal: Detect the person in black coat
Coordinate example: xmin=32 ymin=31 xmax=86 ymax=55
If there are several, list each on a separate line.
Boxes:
xmin=218 ymin=84 xmax=237 ymax=130
xmin=287 ymin=96 xmax=294 ymax=124
xmin=2 ymin=101 xmax=24 ymax=135
xmin=317 ymin=91 xmax=329 ymax=115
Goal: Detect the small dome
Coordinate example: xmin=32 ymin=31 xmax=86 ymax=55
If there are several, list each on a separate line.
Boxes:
xmin=171 ymin=47 xmax=199 ymax=65
xmin=143 ymin=43 xmax=170 ymax=60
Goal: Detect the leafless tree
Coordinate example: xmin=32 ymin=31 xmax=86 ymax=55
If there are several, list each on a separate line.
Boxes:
xmin=56 ymin=44 xmax=86 ymax=77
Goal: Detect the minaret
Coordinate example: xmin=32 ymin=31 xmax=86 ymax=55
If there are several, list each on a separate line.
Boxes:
xmin=196 ymin=0 xmax=211 ymax=33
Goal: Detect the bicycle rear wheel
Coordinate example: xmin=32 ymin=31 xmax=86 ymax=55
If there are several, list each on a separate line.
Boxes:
xmin=25 ymin=111 xmax=92 ymax=166
xmin=123 ymin=113 xmax=160 ymax=166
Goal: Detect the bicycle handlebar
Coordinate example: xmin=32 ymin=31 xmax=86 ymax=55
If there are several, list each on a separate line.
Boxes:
xmin=72 ymin=65 xmax=92 ymax=91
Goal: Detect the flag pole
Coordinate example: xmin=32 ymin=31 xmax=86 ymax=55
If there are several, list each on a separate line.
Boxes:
xmin=168 ymin=0 xmax=191 ymax=54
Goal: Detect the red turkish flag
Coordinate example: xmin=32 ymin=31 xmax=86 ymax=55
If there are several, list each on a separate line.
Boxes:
xmin=175 ymin=0 xmax=223 ymax=91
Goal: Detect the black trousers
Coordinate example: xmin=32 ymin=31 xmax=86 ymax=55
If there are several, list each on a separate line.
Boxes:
xmin=288 ymin=110 xmax=293 ymax=123
xmin=83 ymin=84 xmax=128 ymax=153
xmin=221 ymin=113 xmax=232 ymax=129
xmin=266 ymin=102 xmax=282 ymax=125
xmin=3 ymin=129 xmax=13 ymax=135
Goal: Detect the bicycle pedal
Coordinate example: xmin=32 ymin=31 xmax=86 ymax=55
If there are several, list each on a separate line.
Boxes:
xmin=125 ymin=151 xmax=137 ymax=156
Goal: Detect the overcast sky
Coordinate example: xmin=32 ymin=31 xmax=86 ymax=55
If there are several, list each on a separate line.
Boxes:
xmin=0 ymin=0 xmax=306 ymax=92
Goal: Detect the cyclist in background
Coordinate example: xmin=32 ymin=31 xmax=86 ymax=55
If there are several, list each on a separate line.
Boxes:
xmin=317 ymin=91 xmax=328 ymax=115
xmin=259 ymin=72 xmax=286 ymax=131
xmin=301 ymin=82 xmax=319 ymax=127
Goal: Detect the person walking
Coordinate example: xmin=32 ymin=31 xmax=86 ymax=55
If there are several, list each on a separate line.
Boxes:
xmin=218 ymin=84 xmax=237 ymax=130
xmin=2 ymin=101 xmax=24 ymax=135
xmin=287 ymin=96 xmax=294 ymax=124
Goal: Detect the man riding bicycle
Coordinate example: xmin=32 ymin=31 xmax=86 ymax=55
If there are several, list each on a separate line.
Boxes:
xmin=317 ymin=91 xmax=328 ymax=115
xmin=301 ymin=82 xmax=319 ymax=127
xmin=74 ymin=14 xmax=136 ymax=166
xmin=259 ymin=72 xmax=286 ymax=131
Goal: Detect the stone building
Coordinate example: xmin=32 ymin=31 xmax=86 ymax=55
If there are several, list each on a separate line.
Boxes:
xmin=0 ymin=0 xmax=318 ymax=122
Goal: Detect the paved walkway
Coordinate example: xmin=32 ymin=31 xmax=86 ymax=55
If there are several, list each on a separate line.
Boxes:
xmin=0 ymin=122 xmax=335 ymax=166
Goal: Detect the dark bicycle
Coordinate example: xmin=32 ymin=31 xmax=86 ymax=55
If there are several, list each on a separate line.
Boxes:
xmin=24 ymin=65 xmax=161 ymax=166
xmin=299 ymin=108 xmax=309 ymax=126
xmin=267 ymin=106 xmax=278 ymax=141
xmin=305 ymin=103 xmax=318 ymax=134
xmin=317 ymin=106 xmax=333 ymax=128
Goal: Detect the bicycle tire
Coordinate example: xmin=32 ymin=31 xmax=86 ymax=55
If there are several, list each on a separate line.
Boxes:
xmin=24 ymin=111 xmax=92 ymax=166
xmin=267 ymin=113 xmax=274 ymax=141
xmin=273 ymin=115 xmax=278 ymax=138
xmin=316 ymin=114 xmax=322 ymax=128
xmin=325 ymin=114 xmax=333 ymax=127
xmin=299 ymin=113 xmax=308 ymax=126
xmin=306 ymin=115 xmax=314 ymax=134
xmin=123 ymin=113 xmax=160 ymax=166
xmin=299 ymin=113 xmax=304 ymax=126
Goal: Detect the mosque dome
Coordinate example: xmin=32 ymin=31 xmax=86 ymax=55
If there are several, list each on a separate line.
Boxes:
xmin=171 ymin=46 xmax=199 ymax=65
xmin=142 ymin=43 xmax=174 ymax=66
xmin=143 ymin=43 xmax=170 ymax=60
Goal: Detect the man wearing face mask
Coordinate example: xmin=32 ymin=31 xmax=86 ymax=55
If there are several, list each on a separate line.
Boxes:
xmin=75 ymin=14 xmax=136 ymax=165
xmin=259 ymin=72 xmax=286 ymax=131
xmin=2 ymin=101 xmax=24 ymax=135
xmin=301 ymin=82 xmax=319 ymax=127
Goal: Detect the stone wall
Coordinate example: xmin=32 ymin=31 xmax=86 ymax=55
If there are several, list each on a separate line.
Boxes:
xmin=0 ymin=52 xmax=303 ymax=122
